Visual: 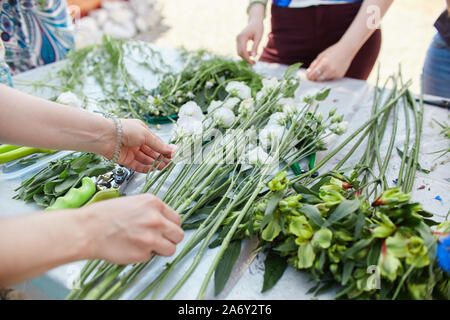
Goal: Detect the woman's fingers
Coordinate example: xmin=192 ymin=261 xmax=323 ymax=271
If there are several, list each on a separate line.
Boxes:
xmin=143 ymin=128 xmax=177 ymax=158
xmin=140 ymin=145 xmax=172 ymax=166
xmin=152 ymin=237 xmax=177 ymax=257
xmin=308 ymin=59 xmax=329 ymax=82
xmin=306 ymin=57 xmax=322 ymax=81
xmin=237 ymin=32 xmax=251 ymax=64
xmin=161 ymin=219 xmax=184 ymax=244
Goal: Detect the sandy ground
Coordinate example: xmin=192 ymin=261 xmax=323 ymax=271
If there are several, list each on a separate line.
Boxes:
xmin=139 ymin=0 xmax=445 ymax=94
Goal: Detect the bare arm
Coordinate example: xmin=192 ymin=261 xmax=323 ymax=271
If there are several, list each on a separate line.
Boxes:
xmin=236 ymin=0 xmax=267 ymax=64
xmin=0 ymin=84 xmax=115 ymax=157
xmin=0 ymin=194 xmax=184 ymax=287
xmin=307 ymin=0 xmax=393 ymax=81
xmin=0 ymin=84 xmax=176 ymax=172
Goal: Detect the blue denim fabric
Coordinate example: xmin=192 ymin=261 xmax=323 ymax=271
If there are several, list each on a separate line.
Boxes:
xmin=423 ymin=33 xmax=450 ymax=99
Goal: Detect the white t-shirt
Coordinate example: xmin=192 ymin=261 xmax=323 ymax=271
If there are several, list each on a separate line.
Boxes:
xmin=272 ymin=0 xmax=362 ymax=8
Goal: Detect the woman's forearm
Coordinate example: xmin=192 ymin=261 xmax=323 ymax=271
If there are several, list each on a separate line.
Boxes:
xmin=0 ymin=210 xmax=90 ymax=287
xmin=248 ymin=0 xmax=267 ymax=23
xmin=0 ymin=84 xmax=115 ymax=159
xmin=338 ymin=0 xmax=393 ymax=57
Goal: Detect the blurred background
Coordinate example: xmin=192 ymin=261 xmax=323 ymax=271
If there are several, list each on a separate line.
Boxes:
xmin=69 ymin=0 xmax=445 ymax=94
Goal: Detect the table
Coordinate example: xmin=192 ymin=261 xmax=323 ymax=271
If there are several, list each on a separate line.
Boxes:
xmin=2 ymin=44 xmax=449 ymax=300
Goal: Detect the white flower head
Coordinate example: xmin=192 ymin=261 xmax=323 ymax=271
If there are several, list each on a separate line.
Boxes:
xmin=178 ymin=101 xmax=205 ymax=121
xmin=322 ymin=133 xmax=338 ymax=149
xmin=259 ymin=124 xmax=286 ymax=149
xmin=207 ymin=100 xmax=223 ymax=114
xmin=56 ymin=91 xmax=83 ymax=108
xmin=257 ymin=89 xmax=266 ymax=99
xmin=205 ymin=80 xmax=214 ymax=88
xmin=333 ymin=121 xmax=349 ymax=135
xmin=262 ymin=77 xmax=279 ymax=94
xmin=278 ymin=97 xmax=297 ymax=115
xmin=247 ymin=146 xmax=273 ymax=166
xmin=315 ymin=111 xmax=323 ymax=123
xmin=268 ymin=112 xmax=287 ymax=127
xmin=222 ymin=97 xmax=241 ymax=110
xmin=225 ymin=81 xmax=251 ymax=99
xmin=172 ymin=116 xmax=203 ymax=140
xmin=186 ymin=91 xmax=195 ymax=99
xmin=238 ymin=98 xmax=255 ymax=117
xmin=212 ymin=107 xmax=236 ymax=128
xmin=147 ymin=95 xmax=155 ymax=104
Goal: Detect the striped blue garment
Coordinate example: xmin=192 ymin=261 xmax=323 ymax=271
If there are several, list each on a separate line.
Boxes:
xmin=273 ymin=0 xmax=362 ymax=8
xmin=0 ymin=0 xmax=74 ymax=74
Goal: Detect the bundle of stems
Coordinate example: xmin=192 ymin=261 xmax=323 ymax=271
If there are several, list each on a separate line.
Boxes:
xmin=67 ymin=67 xmax=427 ymax=301
xmin=66 ymin=64 xmax=345 ymax=300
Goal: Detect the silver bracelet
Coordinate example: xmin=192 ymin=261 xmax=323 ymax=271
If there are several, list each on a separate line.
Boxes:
xmin=104 ymin=114 xmax=123 ymax=164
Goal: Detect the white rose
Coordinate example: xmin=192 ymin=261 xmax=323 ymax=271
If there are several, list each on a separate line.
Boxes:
xmin=178 ymin=101 xmax=205 ymax=121
xmin=56 ymin=91 xmax=83 ymax=108
xmin=207 ymin=100 xmax=223 ymax=114
xmin=238 ymin=98 xmax=255 ymax=117
xmin=262 ymin=77 xmax=279 ymax=93
xmin=222 ymin=97 xmax=241 ymax=110
xmin=172 ymin=116 xmax=203 ymax=140
xmin=186 ymin=91 xmax=195 ymax=99
xmin=212 ymin=107 xmax=236 ymax=128
xmin=333 ymin=121 xmax=349 ymax=135
xmin=259 ymin=124 xmax=286 ymax=149
xmin=268 ymin=112 xmax=287 ymax=126
xmin=225 ymin=81 xmax=251 ymax=99
xmin=278 ymin=97 xmax=297 ymax=115
xmin=247 ymin=146 xmax=272 ymax=166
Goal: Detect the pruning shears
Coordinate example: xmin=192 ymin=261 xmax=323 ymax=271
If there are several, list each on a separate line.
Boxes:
xmin=290 ymin=153 xmax=318 ymax=177
xmin=46 ymin=166 xmax=135 ymax=211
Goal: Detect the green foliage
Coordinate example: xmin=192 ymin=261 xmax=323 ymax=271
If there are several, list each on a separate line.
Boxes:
xmin=245 ymin=173 xmax=449 ymax=300
xmin=14 ymin=153 xmax=113 ymax=207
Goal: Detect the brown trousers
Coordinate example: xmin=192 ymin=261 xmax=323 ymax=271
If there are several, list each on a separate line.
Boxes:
xmin=260 ymin=3 xmax=382 ymax=80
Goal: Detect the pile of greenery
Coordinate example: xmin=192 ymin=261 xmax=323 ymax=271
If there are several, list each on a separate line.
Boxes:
xmin=14 ymin=153 xmax=113 ymax=208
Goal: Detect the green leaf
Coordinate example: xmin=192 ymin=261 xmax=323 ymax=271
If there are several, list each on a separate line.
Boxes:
xmin=315 ymin=88 xmax=331 ymax=101
xmin=322 ymin=199 xmax=360 ymax=228
xmin=273 ymin=236 xmax=297 ymax=254
xmin=378 ymin=250 xmax=402 ymax=282
xmin=214 ymin=240 xmax=241 ymax=296
xmin=353 ymin=211 xmax=366 ymax=239
xmin=299 ymin=204 xmax=324 ymax=227
xmin=283 ymin=62 xmax=302 ymax=79
xmin=260 ymin=190 xmax=285 ymax=231
xmin=366 ymin=240 xmax=382 ymax=266
xmin=53 ymin=176 xmax=80 ymax=196
xmin=296 ymin=243 xmax=315 ymax=269
xmin=311 ymin=228 xmax=333 ymax=249
xmin=396 ymin=147 xmax=430 ymax=174
xmin=343 ymin=238 xmax=373 ymax=260
xmin=261 ymin=219 xmax=282 ymax=242
xmin=385 ymin=233 xmax=408 ymax=258
xmin=70 ymin=153 xmax=93 ymax=172
xmin=310 ymin=176 xmax=331 ymax=193
xmin=342 ymin=261 xmax=355 ymax=286
xmin=262 ymin=251 xmax=288 ymax=293
xmin=292 ymin=183 xmax=320 ymax=197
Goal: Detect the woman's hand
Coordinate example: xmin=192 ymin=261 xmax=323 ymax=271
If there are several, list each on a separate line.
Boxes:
xmin=80 ymin=194 xmax=184 ymax=265
xmin=104 ymin=119 xmax=177 ymax=173
xmin=236 ymin=4 xmax=265 ymax=65
xmin=306 ymin=42 xmax=356 ymax=82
